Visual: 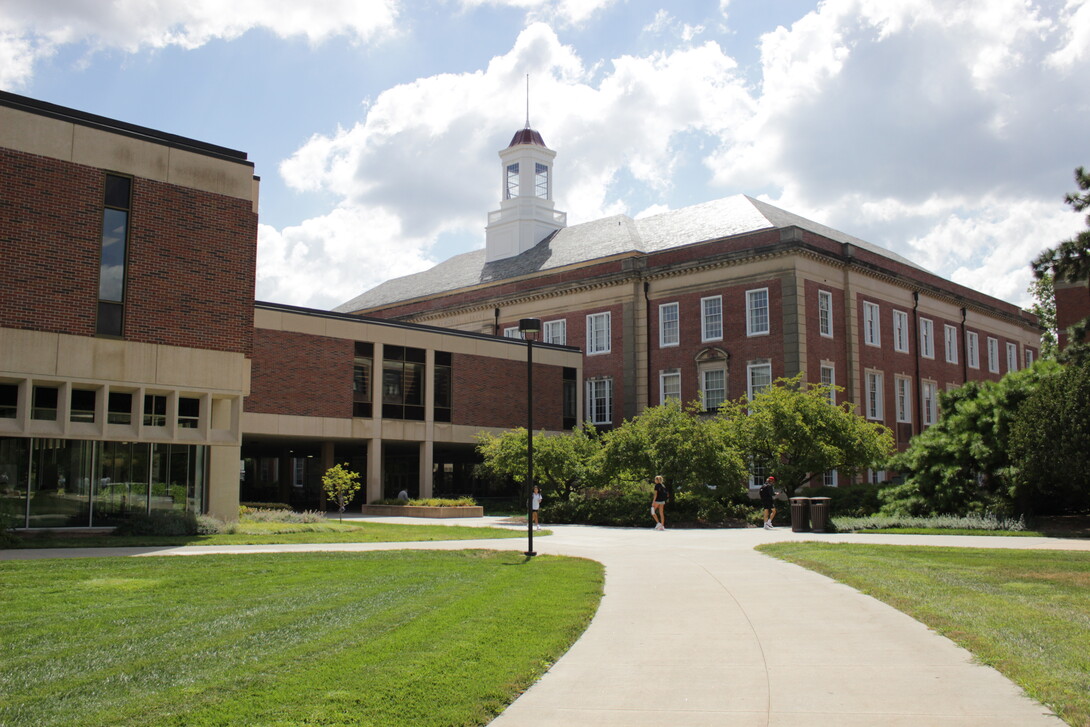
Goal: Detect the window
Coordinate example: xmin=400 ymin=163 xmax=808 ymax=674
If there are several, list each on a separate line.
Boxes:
xmin=587 ymin=312 xmax=611 ymax=354
xmin=659 ymin=302 xmax=679 ymax=347
xmin=535 ymin=163 xmax=549 ymax=198
xmin=503 ymin=327 xmax=523 ymax=339
xmin=587 ymin=378 xmax=613 ymax=425
xmin=892 ymin=310 xmax=909 ymax=353
xmin=562 ymin=367 xmax=577 ymax=429
xmin=1025 ymin=349 xmax=1035 ymax=367
xmin=178 ymin=397 xmax=200 ymax=429
xmin=749 ymin=458 xmax=770 ymax=489
xmin=543 ymin=319 xmax=566 ymax=346
xmin=921 ymin=380 xmax=938 ymax=427
xmin=820 ymin=364 xmax=836 ymax=405
xmin=0 ymin=384 xmax=17 ymax=419
xmin=353 ymin=342 xmax=373 ymax=418
xmin=98 ymin=174 xmax=131 ymax=337
xmin=944 ymin=324 xmax=959 ymax=364
xmin=660 ymin=370 xmax=681 ymax=404
xmin=107 ymin=391 xmax=132 ymax=424
xmin=895 ymin=376 xmax=911 ymax=423
xmin=143 ymin=394 xmax=166 ymax=427
xmin=702 ymin=369 xmax=726 ymax=411
xmin=823 ymin=470 xmax=839 ymax=487
xmin=747 ymin=362 xmax=772 ymax=400
xmin=967 ymin=331 xmax=980 ymax=369
xmin=1006 ymin=342 xmax=1018 ymax=372
xmin=505 ymin=163 xmax=519 ymax=199
xmin=818 ymin=290 xmax=833 ymax=337
xmin=865 ymin=371 xmax=883 ymax=420
xmin=863 ymin=302 xmax=881 ymax=347
xmin=70 ymin=389 xmax=96 ymax=423
xmin=383 ymin=345 xmax=426 ymax=421
xmin=434 ymin=351 xmax=452 ymax=423
xmin=919 ymin=318 xmax=934 ymax=359
xmin=701 ymin=296 xmax=722 ymax=341
xmin=987 ymin=337 xmax=999 ymax=373
xmin=746 ymin=288 xmax=770 ymax=336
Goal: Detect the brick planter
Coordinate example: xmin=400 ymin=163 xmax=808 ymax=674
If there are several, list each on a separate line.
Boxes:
xmin=361 ymin=504 xmax=485 ymax=518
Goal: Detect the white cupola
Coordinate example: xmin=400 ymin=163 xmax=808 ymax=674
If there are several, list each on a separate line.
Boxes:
xmin=484 ymin=126 xmax=567 ymax=263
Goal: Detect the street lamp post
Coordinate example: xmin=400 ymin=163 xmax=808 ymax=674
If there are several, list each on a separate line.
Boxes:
xmin=518 ymin=317 xmax=541 ymax=557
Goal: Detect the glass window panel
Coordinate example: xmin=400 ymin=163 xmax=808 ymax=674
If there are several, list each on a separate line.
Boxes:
xmin=702 ymin=369 xmax=726 ymax=410
xmin=353 ymin=358 xmax=372 ymax=402
xmin=144 ymin=394 xmax=167 ymax=427
xmin=747 ymin=289 xmax=769 ymax=335
xmin=404 ymin=363 xmax=425 ymax=406
xmin=104 ymin=175 xmax=131 ymax=208
xmin=108 ymin=391 xmax=133 ymax=424
xmin=70 ymin=389 xmax=96 ymax=423
xmin=506 ymin=163 xmax=519 ymax=198
xmin=99 ymin=208 xmax=128 ymax=302
xmin=32 ymin=386 xmax=58 ymax=421
xmin=0 ymin=384 xmax=18 ymax=418
xmin=178 ymin=397 xmax=200 ymax=428
xmin=702 ymin=296 xmax=722 ymax=341
xmin=535 ymin=163 xmax=549 ymax=198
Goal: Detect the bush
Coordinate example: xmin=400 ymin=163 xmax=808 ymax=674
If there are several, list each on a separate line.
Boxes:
xmin=114 ymin=510 xmax=199 ymax=536
xmin=805 ymin=483 xmax=884 ymax=518
xmin=375 ymin=497 xmax=477 ymax=507
xmin=239 ymin=502 xmax=292 ymax=516
xmin=196 ymin=515 xmax=225 ymax=535
xmin=540 ymin=487 xmax=753 ymax=528
xmin=831 ymin=512 xmax=1027 ymax=533
xmin=240 ymin=508 xmax=325 ymax=524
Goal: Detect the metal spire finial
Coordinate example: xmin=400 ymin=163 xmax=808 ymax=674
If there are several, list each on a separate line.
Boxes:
xmin=525 ymin=74 xmax=530 ymax=129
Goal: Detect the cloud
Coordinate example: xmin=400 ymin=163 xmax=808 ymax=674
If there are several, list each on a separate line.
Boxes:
xmin=458 ymin=0 xmax=618 ymax=27
xmin=0 ymin=0 xmax=400 ymax=89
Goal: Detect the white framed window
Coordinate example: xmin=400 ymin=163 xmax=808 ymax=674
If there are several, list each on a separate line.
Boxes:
xmin=895 ymin=375 xmax=912 ymax=423
xmin=866 ymin=370 xmax=883 ymax=420
xmin=543 ymin=319 xmax=566 ymax=346
xmin=660 ymin=370 xmax=681 ymax=404
xmin=746 ymin=288 xmax=770 ymax=336
xmin=749 ymin=459 xmax=770 ymax=489
xmin=503 ymin=327 xmax=523 ymax=339
xmin=747 ymin=361 xmax=772 ymax=400
xmin=820 ymin=364 xmax=836 ymax=405
xmin=921 ymin=380 xmax=938 ymax=426
xmin=893 ymin=310 xmax=909 ymax=353
xmin=1025 ymin=348 xmax=1035 ymax=367
xmin=944 ymin=324 xmax=959 ymax=364
xmin=534 ymin=163 xmax=549 ymax=198
xmin=867 ymin=469 xmax=887 ymax=484
xmin=863 ymin=301 xmax=881 ymax=347
xmin=659 ymin=302 xmax=679 ymax=347
xmin=701 ymin=368 xmax=726 ymax=411
xmin=701 ymin=295 xmax=723 ymax=341
xmin=967 ymin=331 xmax=980 ymax=369
xmin=1006 ymin=342 xmax=1018 ymax=372
xmin=823 ymin=470 xmax=839 ymax=488
xmin=919 ymin=317 xmax=934 ymax=359
xmin=987 ymin=336 xmax=999 ymax=373
xmin=587 ymin=312 xmax=611 ymax=355
xmin=505 ymin=162 xmax=519 ymax=199
xmin=586 ymin=378 xmax=613 ymax=424
xmin=818 ymin=290 xmax=833 ymax=337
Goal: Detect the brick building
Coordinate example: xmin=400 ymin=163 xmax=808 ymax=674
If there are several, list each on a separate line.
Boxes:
xmin=338 ymin=125 xmax=1042 ymax=487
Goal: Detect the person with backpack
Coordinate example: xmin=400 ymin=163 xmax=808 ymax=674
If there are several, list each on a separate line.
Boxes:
xmin=651 ymin=475 xmax=669 ymax=530
xmin=760 ymin=476 xmax=778 ymax=530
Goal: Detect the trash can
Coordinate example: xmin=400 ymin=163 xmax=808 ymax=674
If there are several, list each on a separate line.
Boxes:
xmin=790 ymin=497 xmax=811 ymax=532
xmin=809 ymin=497 xmax=832 ymax=533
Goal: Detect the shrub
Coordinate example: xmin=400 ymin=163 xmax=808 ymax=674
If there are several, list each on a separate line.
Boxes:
xmin=540 ymin=487 xmax=753 ymax=528
xmin=375 ymin=497 xmax=477 ymax=507
xmin=114 ymin=510 xmax=199 ymax=536
xmin=196 ymin=515 xmax=225 ymax=535
xmin=804 ymin=483 xmax=884 ymax=518
xmin=831 ymin=512 xmax=1027 ymax=533
xmin=240 ymin=508 xmax=325 ymax=524
xmin=239 ymin=502 xmax=292 ymax=516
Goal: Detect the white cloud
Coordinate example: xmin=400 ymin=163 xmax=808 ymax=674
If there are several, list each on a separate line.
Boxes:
xmin=458 ymin=0 xmax=617 ymax=27
xmin=0 ymin=0 xmax=400 ymax=88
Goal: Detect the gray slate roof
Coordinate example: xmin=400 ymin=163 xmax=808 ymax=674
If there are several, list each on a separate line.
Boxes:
xmin=335 ymin=194 xmax=926 ymax=312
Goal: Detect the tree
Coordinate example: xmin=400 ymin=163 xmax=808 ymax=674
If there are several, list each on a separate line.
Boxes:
xmin=717 ymin=374 xmax=894 ymax=498
xmin=883 ymin=361 xmax=1061 ymax=516
xmin=597 ymin=398 xmax=748 ymax=497
xmin=1027 ymin=272 xmax=1058 ymax=359
xmin=1009 ymin=358 xmax=1090 ymax=515
xmin=476 ymin=426 xmax=600 ymax=500
xmin=321 ymin=463 xmax=362 ymax=521
xmin=1033 ymin=166 xmax=1090 ymax=356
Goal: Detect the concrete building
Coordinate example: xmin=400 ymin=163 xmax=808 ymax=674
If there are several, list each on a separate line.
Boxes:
xmin=338 ymin=125 xmax=1042 ymax=486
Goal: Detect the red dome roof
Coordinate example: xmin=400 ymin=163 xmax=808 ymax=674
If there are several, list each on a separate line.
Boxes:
xmin=507 ymin=127 xmax=547 ymax=148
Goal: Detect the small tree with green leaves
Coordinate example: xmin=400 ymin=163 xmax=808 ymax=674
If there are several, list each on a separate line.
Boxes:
xmin=476 ymin=425 xmax=600 ymax=501
xmin=322 ymin=463 xmax=362 ymax=521
xmin=1027 ymin=273 xmax=1058 ymax=360
xmin=718 ymin=374 xmax=894 ymax=499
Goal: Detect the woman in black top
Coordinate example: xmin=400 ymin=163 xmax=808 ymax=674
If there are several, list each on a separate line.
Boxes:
xmin=651 ymin=475 xmax=668 ymax=530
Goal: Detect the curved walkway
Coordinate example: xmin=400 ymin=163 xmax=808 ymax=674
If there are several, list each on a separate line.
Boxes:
xmin=6 ymin=520 xmax=1088 ymax=726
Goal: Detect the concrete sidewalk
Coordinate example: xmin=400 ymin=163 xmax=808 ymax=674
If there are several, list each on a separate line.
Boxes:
xmin=5 ymin=522 xmax=1087 ymax=725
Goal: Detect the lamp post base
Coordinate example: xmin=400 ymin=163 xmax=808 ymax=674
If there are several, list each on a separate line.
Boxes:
xmin=524 ymin=551 xmax=537 ymax=557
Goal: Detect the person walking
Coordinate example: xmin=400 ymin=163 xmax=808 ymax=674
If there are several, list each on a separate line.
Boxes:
xmin=651 ymin=475 xmax=669 ymax=530
xmin=531 ymin=485 xmax=543 ymax=530
xmin=760 ymin=476 xmax=778 ymax=529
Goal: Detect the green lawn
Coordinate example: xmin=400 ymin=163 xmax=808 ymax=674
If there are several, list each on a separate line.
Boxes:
xmin=759 ymin=543 xmax=1090 ymax=727
xmin=10 ymin=520 xmax=536 ymax=549
xmin=0 ymin=550 xmax=602 ymax=726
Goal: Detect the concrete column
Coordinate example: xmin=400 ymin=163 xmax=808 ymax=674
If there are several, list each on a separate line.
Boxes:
xmin=419 ymin=440 xmax=433 ymax=498
xmin=366 ymin=438 xmax=382 ymax=505
xmin=207 ymin=444 xmax=241 ymax=522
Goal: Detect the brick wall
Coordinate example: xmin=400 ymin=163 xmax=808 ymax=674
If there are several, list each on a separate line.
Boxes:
xmin=248 ymin=329 xmax=352 ymax=418
xmin=1056 ymin=283 xmax=1090 ymax=349
xmin=0 ymin=147 xmax=257 ymax=355
xmin=452 ymin=353 xmax=565 ymax=430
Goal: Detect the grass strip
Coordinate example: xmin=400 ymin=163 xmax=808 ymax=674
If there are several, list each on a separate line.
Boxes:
xmin=758 ymin=542 xmax=1090 ymax=727
xmin=0 ymin=550 xmax=602 ymax=727
xmin=10 ymin=521 xmax=535 ymax=549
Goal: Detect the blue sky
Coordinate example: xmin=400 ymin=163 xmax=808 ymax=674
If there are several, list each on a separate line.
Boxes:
xmin=3 ymin=0 xmax=1088 ymax=310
